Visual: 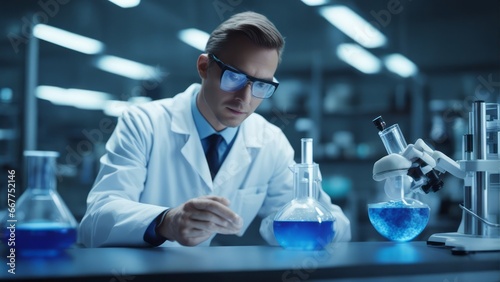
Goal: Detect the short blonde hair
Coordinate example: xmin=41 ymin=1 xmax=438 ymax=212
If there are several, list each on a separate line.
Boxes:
xmin=205 ymin=11 xmax=285 ymax=62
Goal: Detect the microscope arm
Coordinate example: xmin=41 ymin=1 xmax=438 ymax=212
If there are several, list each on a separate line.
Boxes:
xmin=411 ymin=138 xmax=466 ymax=179
xmin=372 ymin=139 xmax=438 ymax=182
xmin=373 ymin=138 xmax=466 ymax=193
xmin=431 ymin=151 xmax=466 ymax=179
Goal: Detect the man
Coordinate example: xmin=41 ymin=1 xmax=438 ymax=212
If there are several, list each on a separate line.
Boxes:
xmin=78 ymin=11 xmax=351 ymax=247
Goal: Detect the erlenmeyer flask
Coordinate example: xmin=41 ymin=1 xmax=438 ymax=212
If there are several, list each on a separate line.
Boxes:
xmin=3 ymin=151 xmax=77 ymax=257
xmin=273 ymin=138 xmax=336 ymax=250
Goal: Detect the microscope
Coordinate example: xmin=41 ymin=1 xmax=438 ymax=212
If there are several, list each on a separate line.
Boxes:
xmin=373 ymin=101 xmax=500 ymax=254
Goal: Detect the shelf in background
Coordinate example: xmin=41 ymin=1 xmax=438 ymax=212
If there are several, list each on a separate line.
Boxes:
xmin=0 ymin=129 xmax=17 ymax=140
xmin=322 ymin=110 xmax=410 ymax=119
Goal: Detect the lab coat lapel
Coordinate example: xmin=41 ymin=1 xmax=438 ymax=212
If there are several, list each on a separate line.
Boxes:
xmin=213 ymin=119 xmax=261 ymax=188
xmin=181 ymin=133 xmax=213 ymax=188
xmin=213 ymin=132 xmax=251 ymax=187
xmin=170 ymin=84 xmax=214 ymax=189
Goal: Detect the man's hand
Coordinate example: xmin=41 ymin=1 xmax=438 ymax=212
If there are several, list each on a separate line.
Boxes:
xmin=156 ymin=196 xmax=243 ymax=246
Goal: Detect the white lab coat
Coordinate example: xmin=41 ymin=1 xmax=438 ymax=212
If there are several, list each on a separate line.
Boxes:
xmin=78 ymin=83 xmax=351 ymax=247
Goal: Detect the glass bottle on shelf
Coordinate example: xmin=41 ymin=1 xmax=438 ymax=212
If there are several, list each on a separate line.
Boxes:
xmin=273 ymin=138 xmax=336 ymax=250
xmin=2 ymin=151 xmax=77 ymax=257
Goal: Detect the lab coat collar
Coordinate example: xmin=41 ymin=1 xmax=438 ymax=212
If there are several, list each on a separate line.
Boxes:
xmin=170 ymin=84 xmax=213 ymax=187
xmin=190 ymin=90 xmax=238 ymax=146
xmin=169 ymin=83 xmax=258 ymax=189
xmin=170 ymin=83 xmax=266 ymax=149
xmin=170 ymin=83 xmax=199 ymax=135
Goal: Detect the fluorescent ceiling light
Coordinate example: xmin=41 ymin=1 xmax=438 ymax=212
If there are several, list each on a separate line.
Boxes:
xmin=301 ymin=0 xmax=329 ymax=6
xmin=95 ymin=55 xmax=160 ymax=80
xmin=36 ymin=86 xmax=112 ymax=110
xmin=178 ymin=28 xmax=210 ymax=51
xmin=336 ymin=43 xmax=381 ymax=74
xmin=33 ymin=24 xmax=104 ymax=55
xmin=108 ymin=0 xmax=140 ymax=8
xmin=319 ymin=5 xmax=387 ymax=48
xmin=103 ymin=96 xmax=151 ymax=117
xmin=103 ymin=100 xmax=129 ymax=117
xmin=384 ymin=54 xmax=418 ymax=78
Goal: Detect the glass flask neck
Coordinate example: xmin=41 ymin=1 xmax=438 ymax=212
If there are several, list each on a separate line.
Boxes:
xmin=24 ymin=151 xmax=59 ymax=191
xmin=292 ymin=163 xmax=319 ymax=200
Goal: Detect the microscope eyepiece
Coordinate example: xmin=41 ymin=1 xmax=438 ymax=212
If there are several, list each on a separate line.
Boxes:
xmin=373 ymin=116 xmax=386 ymax=131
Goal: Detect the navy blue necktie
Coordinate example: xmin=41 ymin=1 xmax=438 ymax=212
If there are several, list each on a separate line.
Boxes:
xmin=205 ymin=134 xmax=223 ymax=179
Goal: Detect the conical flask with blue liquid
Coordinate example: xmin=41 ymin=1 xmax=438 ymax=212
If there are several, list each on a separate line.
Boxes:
xmin=2 ymin=151 xmax=77 ymax=257
xmin=273 ymin=138 xmax=336 ymax=250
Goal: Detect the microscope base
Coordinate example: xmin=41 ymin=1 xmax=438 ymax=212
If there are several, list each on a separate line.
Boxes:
xmin=427 ymin=232 xmax=500 ymax=255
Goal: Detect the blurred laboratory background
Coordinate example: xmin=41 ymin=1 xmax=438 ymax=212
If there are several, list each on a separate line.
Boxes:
xmin=0 ymin=0 xmax=499 ymax=242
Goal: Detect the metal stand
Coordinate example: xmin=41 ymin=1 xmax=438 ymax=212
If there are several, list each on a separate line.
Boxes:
xmin=427 ymin=101 xmax=500 ymax=254
xmin=428 ymin=232 xmax=500 ymax=255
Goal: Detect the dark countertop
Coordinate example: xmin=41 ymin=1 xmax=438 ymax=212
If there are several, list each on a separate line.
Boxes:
xmin=2 ymin=241 xmax=499 ymax=281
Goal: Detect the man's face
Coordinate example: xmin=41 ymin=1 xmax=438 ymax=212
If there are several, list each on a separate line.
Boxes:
xmin=197 ymin=34 xmax=279 ymax=131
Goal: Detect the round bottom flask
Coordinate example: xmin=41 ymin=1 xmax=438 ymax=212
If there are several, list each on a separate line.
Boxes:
xmin=370 ymin=116 xmax=430 ymax=242
xmin=2 ymin=151 xmax=77 ymax=257
xmin=368 ymin=199 xmax=430 ymax=242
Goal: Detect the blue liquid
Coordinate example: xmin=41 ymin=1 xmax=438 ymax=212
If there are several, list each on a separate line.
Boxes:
xmin=368 ymin=202 xmax=430 ymax=242
xmin=273 ymin=220 xmax=335 ymax=250
xmin=3 ymin=223 xmax=77 ymax=257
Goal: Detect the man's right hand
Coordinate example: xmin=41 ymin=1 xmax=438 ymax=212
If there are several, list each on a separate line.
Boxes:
xmin=156 ymin=196 xmax=243 ymax=246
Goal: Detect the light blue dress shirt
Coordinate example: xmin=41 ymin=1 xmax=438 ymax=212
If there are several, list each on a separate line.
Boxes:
xmin=191 ymin=91 xmax=238 ymax=164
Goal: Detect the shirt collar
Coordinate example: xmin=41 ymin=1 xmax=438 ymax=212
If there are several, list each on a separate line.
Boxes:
xmin=191 ymin=91 xmax=238 ymax=144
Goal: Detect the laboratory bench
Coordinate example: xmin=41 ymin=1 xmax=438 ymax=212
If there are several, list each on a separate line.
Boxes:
xmin=1 ymin=241 xmax=499 ymax=282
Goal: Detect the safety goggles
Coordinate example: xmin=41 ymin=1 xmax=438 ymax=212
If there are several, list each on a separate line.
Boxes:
xmin=209 ymin=53 xmax=279 ymax=99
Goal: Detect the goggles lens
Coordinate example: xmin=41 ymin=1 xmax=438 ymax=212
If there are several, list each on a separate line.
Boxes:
xmin=211 ymin=54 xmax=278 ymax=99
